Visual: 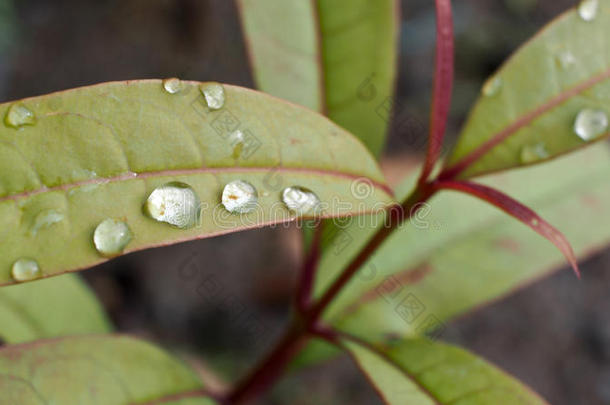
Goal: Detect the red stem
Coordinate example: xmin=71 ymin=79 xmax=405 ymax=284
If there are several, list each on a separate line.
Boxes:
xmin=418 ymin=0 xmax=454 ymax=185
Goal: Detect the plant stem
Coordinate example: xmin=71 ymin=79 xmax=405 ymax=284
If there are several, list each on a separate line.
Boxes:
xmin=226 ymin=182 xmax=438 ymax=404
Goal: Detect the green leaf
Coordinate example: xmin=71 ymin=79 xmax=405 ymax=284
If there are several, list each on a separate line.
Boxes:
xmin=444 ymin=1 xmax=610 ymax=179
xmin=309 ymin=142 xmax=610 ymax=349
xmin=237 ymin=0 xmax=399 ymax=156
xmin=0 ymin=335 xmax=217 ymax=404
xmin=0 ymin=274 xmax=111 ymax=343
xmin=236 ymin=0 xmax=323 ymax=112
xmin=342 ymin=337 xmax=547 ymax=404
xmin=0 ymin=80 xmax=393 ymax=285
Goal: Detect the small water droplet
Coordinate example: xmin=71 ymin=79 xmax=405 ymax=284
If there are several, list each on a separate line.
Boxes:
xmin=4 ymin=104 xmax=36 ymax=128
xmin=520 ymin=142 xmax=550 ymax=164
xmin=200 ymin=82 xmax=225 ymax=110
xmin=163 ymin=78 xmax=182 ymax=94
xmin=222 ymin=180 xmax=258 ymax=213
xmin=144 ymin=182 xmax=201 ymax=228
xmin=93 ymin=218 xmax=133 ymax=257
xmin=574 ymin=108 xmax=608 ymax=141
xmin=11 ymin=258 xmax=41 ymax=282
xmin=30 ymin=209 xmax=64 ymax=236
xmin=578 ymin=0 xmax=599 ymax=21
xmin=555 ymin=50 xmax=576 ymax=70
xmin=482 ymin=76 xmax=503 ymax=97
xmin=282 ymin=187 xmax=320 ymax=215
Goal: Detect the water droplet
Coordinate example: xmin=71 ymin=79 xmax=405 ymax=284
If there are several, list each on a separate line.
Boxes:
xmin=93 ymin=218 xmax=133 ymax=257
xmin=163 ymin=78 xmax=182 ymax=94
xmin=555 ymin=50 xmax=576 ymax=70
xmin=520 ymin=143 xmax=550 ymax=164
xmin=574 ymin=108 xmax=608 ymax=141
xmin=144 ymin=182 xmax=201 ymax=228
xmin=222 ymin=180 xmax=258 ymax=213
xmin=200 ymin=82 xmax=225 ymax=110
xmin=4 ymin=103 xmax=36 ymax=128
xmin=282 ymin=187 xmax=320 ymax=215
xmin=30 ymin=209 xmax=64 ymax=236
xmin=11 ymin=258 xmax=41 ymax=282
xmin=578 ymin=0 xmax=599 ymax=21
xmin=482 ymin=76 xmax=503 ymax=97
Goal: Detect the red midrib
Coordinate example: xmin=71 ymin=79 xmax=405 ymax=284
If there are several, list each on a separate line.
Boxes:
xmin=0 ymin=165 xmax=393 ymax=202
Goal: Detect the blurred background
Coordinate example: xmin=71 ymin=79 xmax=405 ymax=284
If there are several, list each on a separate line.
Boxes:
xmin=1 ymin=0 xmax=609 ymax=404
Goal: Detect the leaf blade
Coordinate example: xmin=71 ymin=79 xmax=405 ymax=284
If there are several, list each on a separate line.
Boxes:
xmin=0 ymin=274 xmax=111 ymax=343
xmin=444 ymin=2 xmax=610 ymax=179
xmin=341 ymin=336 xmax=548 ymax=405
xmin=238 ymin=0 xmax=399 ymax=156
xmin=0 ymin=80 xmax=394 ymax=285
xmin=236 ymin=0 xmax=324 ymax=112
xmin=0 ymin=335 xmax=217 ymax=404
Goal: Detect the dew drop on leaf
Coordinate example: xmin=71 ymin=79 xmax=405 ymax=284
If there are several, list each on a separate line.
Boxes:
xmin=578 ymin=0 xmax=599 ymax=21
xmin=93 ymin=218 xmax=133 ymax=257
xmin=222 ymin=180 xmax=258 ymax=213
xmin=520 ymin=143 xmax=550 ymax=164
xmin=162 ymin=78 xmax=183 ymax=94
xmin=144 ymin=182 xmax=201 ymax=228
xmin=11 ymin=258 xmax=41 ymax=282
xmin=30 ymin=209 xmax=64 ymax=236
xmin=282 ymin=187 xmax=320 ymax=215
xmin=4 ymin=103 xmax=36 ymax=128
xmin=481 ymin=76 xmax=503 ymax=97
xmin=200 ymin=82 xmax=225 ymax=110
xmin=574 ymin=108 xmax=608 ymax=141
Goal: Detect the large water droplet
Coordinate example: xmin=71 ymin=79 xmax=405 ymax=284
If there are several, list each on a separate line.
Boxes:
xmin=145 ymin=182 xmax=201 ymax=228
xmin=222 ymin=180 xmax=258 ymax=213
xmin=5 ymin=103 xmax=36 ymax=128
xmin=200 ymin=83 xmax=225 ymax=110
xmin=11 ymin=258 xmax=41 ymax=282
xmin=93 ymin=218 xmax=133 ymax=257
xmin=163 ymin=78 xmax=182 ymax=94
xmin=282 ymin=187 xmax=320 ymax=215
xmin=520 ymin=143 xmax=550 ymax=164
xmin=30 ymin=209 xmax=64 ymax=236
xmin=578 ymin=0 xmax=599 ymax=21
xmin=482 ymin=76 xmax=503 ymax=97
xmin=555 ymin=50 xmax=576 ymax=70
xmin=574 ymin=108 xmax=608 ymax=141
